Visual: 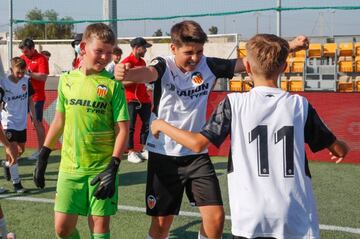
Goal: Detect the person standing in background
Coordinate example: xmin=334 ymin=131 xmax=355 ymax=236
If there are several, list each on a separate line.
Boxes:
xmin=106 ymin=46 xmax=123 ymax=74
xmin=122 ymin=37 xmax=152 ymax=163
xmin=19 ymin=38 xmax=48 ymax=161
xmin=40 ymin=50 xmax=51 ymax=61
xmin=71 ymin=33 xmax=83 ymax=69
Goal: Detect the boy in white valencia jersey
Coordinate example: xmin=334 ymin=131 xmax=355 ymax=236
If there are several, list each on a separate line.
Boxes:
xmin=0 ymin=57 xmax=39 ymax=193
xmin=115 ymin=21 xmax=310 ymax=239
xmin=151 ymin=34 xmax=349 ymax=239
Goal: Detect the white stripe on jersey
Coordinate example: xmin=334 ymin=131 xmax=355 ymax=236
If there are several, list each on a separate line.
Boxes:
xmin=0 ymin=75 xmax=30 ymax=130
xmin=227 ymin=86 xmax=320 ymax=239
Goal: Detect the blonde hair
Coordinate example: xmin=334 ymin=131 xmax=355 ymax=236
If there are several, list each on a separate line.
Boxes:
xmin=10 ymin=57 xmax=26 ymax=69
xmin=82 ymin=23 xmax=116 ymax=45
xmin=170 ymin=20 xmax=208 ymax=47
xmin=246 ymin=34 xmax=289 ymax=78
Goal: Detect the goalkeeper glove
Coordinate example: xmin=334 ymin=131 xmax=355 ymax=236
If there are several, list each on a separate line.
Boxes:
xmin=33 ymin=146 xmax=52 ymax=189
xmin=90 ymin=157 xmax=121 ymax=200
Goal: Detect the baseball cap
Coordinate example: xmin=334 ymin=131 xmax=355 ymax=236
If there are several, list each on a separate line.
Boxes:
xmin=71 ymin=33 xmax=83 ymax=48
xmin=19 ymin=38 xmax=35 ymax=49
xmin=130 ymin=37 xmax=152 ymax=48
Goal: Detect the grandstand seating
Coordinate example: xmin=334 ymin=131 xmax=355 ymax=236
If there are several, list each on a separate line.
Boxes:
xmin=238 ymin=42 xmax=247 ymax=58
xmin=355 ymin=76 xmax=360 ymax=92
xmin=338 ymin=56 xmax=354 ymax=72
xmin=280 ymin=76 xmax=288 ymax=91
xmin=308 ymin=43 xmax=322 ymax=58
xmin=236 ymin=41 xmax=360 ymax=92
xmin=338 ymin=75 xmax=353 ymax=92
xmin=355 ymin=56 xmax=360 ymax=72
xmin=289 ymin=76 xmax=304 ymax=91
xmin=229 ymin=76 xmax=243 ymax=91
xmin=355 ymin=43 xmax=360 ymax=56
xmin=339 ymin=42 xmax=353 ymax=56
xmin=323 ymin=43 xmax=337 ymax=57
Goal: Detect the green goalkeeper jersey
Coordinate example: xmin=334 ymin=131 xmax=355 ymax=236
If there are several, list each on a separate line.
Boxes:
xmin=56 ymin=69 xmax=129 ymax=175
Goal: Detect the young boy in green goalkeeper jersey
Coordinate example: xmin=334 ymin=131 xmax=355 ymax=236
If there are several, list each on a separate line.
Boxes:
xmin=33 ymin=23 xmax=129 ymax=239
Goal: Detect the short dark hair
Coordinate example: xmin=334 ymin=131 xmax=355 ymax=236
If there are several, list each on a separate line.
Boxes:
xmin=10 ymin=57 xmax=26 ymax=69
xmin=19 ymin=38 xmax=35 ymax=49
xmin=83 ymin=23 xmax=116 ymax=46
xmin=170 ymin=20 xmax=208 ymax=47
xmin=71 ymin=33 xmax=83 ymax=48
xmin=41 ymin=50 xmax=51 ymax=58
xmin=130 ymin=37 xmax=152 ymax=48
xmin=113 ymin=46 xmax=123 ymax=55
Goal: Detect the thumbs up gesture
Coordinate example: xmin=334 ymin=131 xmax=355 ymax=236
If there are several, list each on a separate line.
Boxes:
xmin=114 ymin=62 xmax=132 ymax=81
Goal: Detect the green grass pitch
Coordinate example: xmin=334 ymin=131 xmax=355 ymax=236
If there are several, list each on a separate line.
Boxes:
xmin=0 ymin=150 xmax=359 ymax=239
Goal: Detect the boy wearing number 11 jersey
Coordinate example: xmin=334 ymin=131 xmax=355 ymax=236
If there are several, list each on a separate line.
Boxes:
xmin=151 ymin=34 xmax=349 ymax=239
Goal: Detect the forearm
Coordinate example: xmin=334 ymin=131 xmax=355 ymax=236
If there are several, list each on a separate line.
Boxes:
xmin=44 ymin=112 xmax=65 ymax=148
xmin=112 ymin=121 xmax=129 ymax=159
xmin=29 ymin=72 xmax=48 ymax=82
xmin=127 ymin=67 xmax=157 ymax=83
xmin=234 ymin=58 xmax=246 ymax=74
xmin=28 ymin=99 xmax=36 ymax=120
xmin=158 ymin=121 xmax=210 ymax=153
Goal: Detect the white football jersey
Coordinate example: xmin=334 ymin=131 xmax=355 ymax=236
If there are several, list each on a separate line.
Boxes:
xmin=201 ymin=86 xmax=336 ymax=239
xmin=0 ymin=74 xmax=33 ymax=130
xmin=146 ymin=55 xmax=236 ymax=156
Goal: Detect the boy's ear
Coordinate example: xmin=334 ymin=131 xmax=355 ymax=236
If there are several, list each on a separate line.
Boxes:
xmin=244 ymin=58 xmax=252 ymax=75
xmin=170 ymin=43 xmax=177 ymax=55
xmin=80 ymin=41 xmax=86 ymax=56
xmin=280 ymin=62 xmax=288 ymax=73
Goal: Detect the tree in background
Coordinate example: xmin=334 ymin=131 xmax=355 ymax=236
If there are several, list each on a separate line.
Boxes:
xmin=153 ymin=29 xmax=163 ymax=37
xmin=15 ymin=8 xmax=74 ymax=40
xmin=208 ymin=26 xmax=218 ymax=35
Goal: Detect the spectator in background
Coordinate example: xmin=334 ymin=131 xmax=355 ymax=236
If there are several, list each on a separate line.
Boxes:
xmin=105 ymin=46 xmax=123 ymax=74
xmin=40 ymin=50 xmax=51 ymax=61
xmin=122 ymin=37 xmax=152 ymax=163
xmin=71 ymin=33 xmax=83 ymax=69
xmin=19 ymin=38 xmax=48 ymax=161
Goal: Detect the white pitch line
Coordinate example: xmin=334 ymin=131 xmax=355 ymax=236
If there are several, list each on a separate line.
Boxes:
xmin=1 ymin=195 xmax=359 ymax=235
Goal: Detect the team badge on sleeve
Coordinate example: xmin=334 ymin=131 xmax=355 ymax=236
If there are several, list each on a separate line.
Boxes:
xmin=149 ymin=59 xmax=159 ymax=67
xmin=191 ymin=72 xmax=203 ymax=86
xmin=147 ymin=195 xmax=157 ymax=209
xmin=96 ymin=85 xmax=108 ymax=97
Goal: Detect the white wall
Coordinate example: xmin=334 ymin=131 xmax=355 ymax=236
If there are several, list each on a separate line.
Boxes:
xmin=0 ymin=36 xmax=238 ymax=76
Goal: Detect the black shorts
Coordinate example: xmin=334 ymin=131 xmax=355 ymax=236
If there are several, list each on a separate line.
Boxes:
xmin=5 ymin=129 xmax=27 ymax=143
xmin=146 ymin=151 xmax=223 ymax=216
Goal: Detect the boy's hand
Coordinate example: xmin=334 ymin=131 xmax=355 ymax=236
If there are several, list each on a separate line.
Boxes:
xmin=33 ymin=146 xmax=52 ymax=189
xmin=90 ymin=157 xmax=121 ymax=200
xmin=5 ymin=144 xmax=17 ymax=166
xmin=289 ymin=35 xmax=309 ymax=52
xmin=32 ymin=119 xmax=40 ymax=128
xmin=329 ymin=140 xmax=349 ymax=164
xmin=151 ymin=119 xmax=164 ymax=139
xmin=114 ymin=63 xmax=131 ymax=81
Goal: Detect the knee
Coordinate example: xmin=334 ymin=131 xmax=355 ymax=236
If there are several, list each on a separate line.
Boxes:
xmin=55 ymin=226 xmax=73 ymax=238
xmin=212 ymin=209 xmax=225 ymax=225
xmin=150 ymin=217 xmax=172 ymax=238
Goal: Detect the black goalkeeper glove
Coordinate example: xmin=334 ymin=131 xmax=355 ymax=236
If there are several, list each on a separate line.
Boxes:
xmin=33 ymin=146 xmax=52 ymax=189
xmin=90 ymin=157 xmax=121 ymax=200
